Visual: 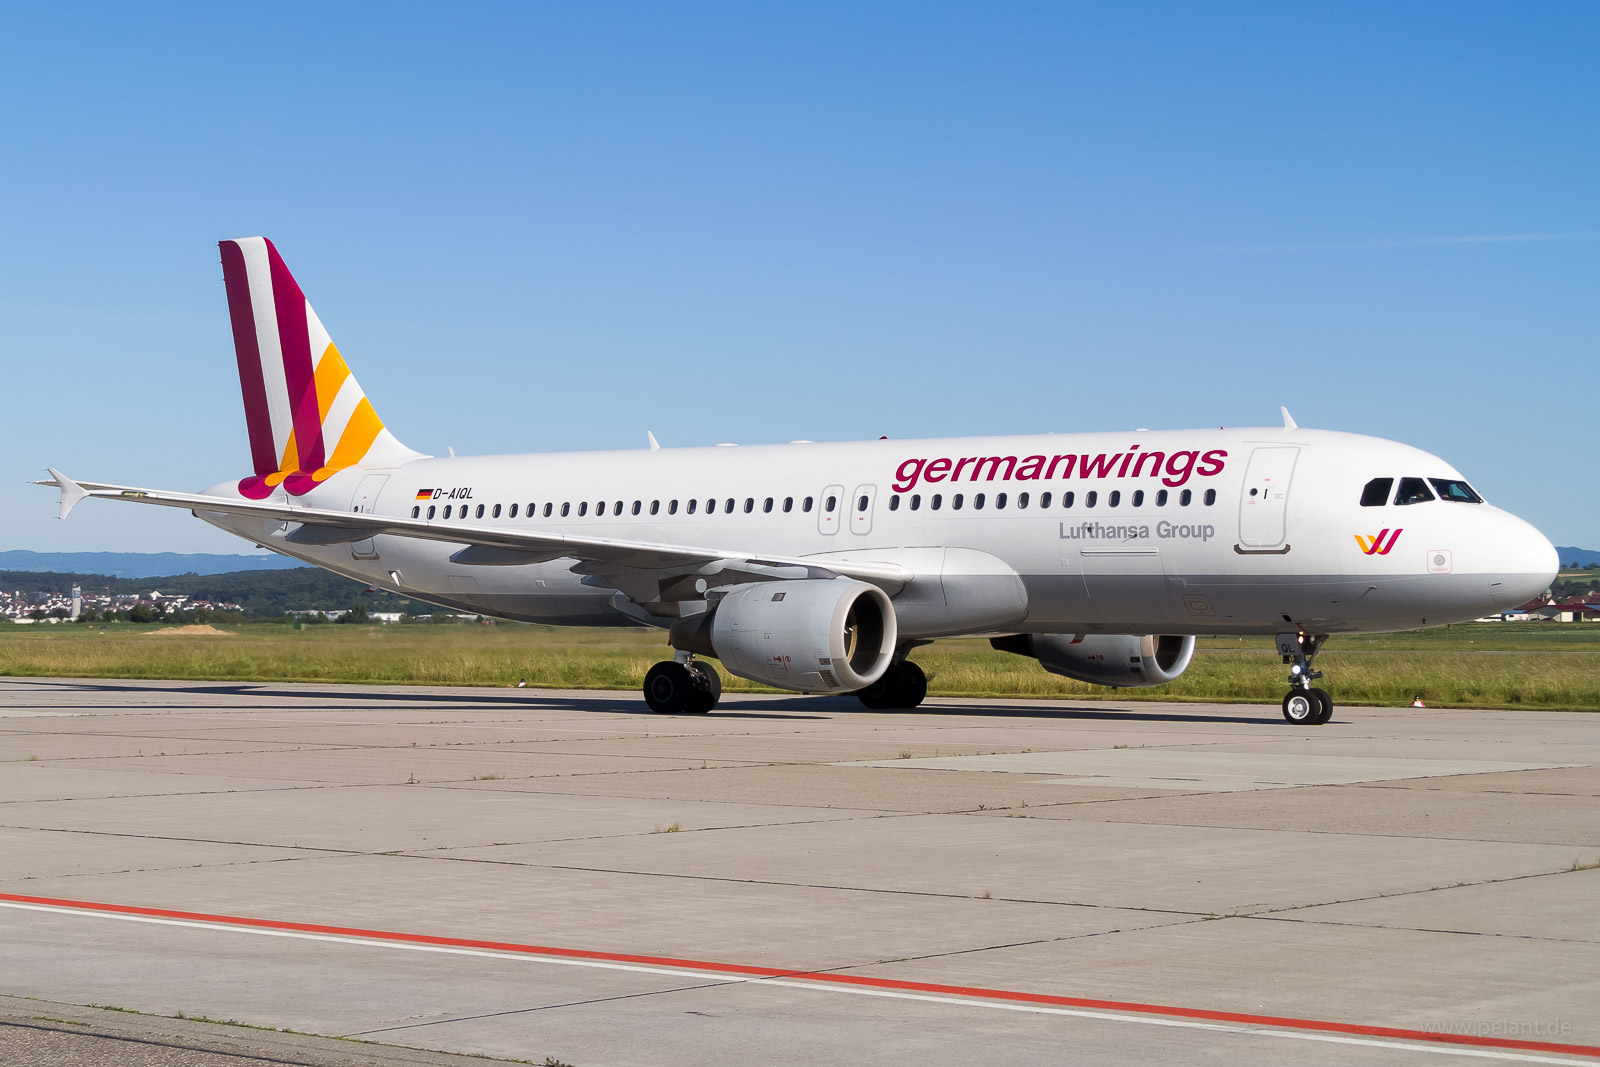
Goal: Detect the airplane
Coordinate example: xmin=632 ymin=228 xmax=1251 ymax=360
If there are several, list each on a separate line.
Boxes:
xmin=42 ymin=237 xmax=1558 ymax=724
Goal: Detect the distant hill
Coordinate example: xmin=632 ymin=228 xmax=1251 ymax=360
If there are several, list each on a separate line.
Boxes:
xmin=1556 ymin=547 xmax=1600 ymax=568
xmin=0 ymin=551 xmax=309 ymax=579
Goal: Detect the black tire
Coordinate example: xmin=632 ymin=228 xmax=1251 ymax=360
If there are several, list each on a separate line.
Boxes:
xmin=855 ymin=668 xmax=902 ymax=709
xmin=1308 ymin=687 xmax=1334 ymax=725
xmin=896 ymin=661 xmax=927 ymax=709
xmin=1282 ymin=689 xmax=1319 ymax=725
xmin=686 ymin=660 xmax=721 ymax=714
xmin=644 ymin=661 xmax=695 ymax=714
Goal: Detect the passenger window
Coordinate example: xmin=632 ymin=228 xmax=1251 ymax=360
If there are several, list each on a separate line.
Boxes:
xmin=825 ymin=495 xmax=837 ymax=512
xmin=910 ymin=493 xmax=921 ymax=511
xmin=633 ymin=501 xmax=642 ymax=515
xmin=1180 ymin=489 xmax=1192 ymax=506
xmin=1156 ymin=489 xmax=1168 ymax=506
xmin=1360 ymin=478 xmax=1393 ymax=507
xmin=745 ymin=498 xmax=755 ymax=513
xmin=614 ymin=501 xmax=623 ymax=516
xmin=1039 ymin=491 xmax=1051 ymax=508
xmin=973 ymin=493 xmax=985 ymax=510
xmin=996 ymin=492 xmax=1007 ymax=509
xmin=411 ymin=506 xmax=420 ymax=518
xmin=952 ymin=493 xmax=964 ymax=510
xmin=763 ymin=497 xmax=773 ymax=513
xmin=888 ymin=495 xmax=900 ymax=511
xmin=687 ymin=499 xmax=697 ymax=514
xmin=1395 ymin=477 xmax=1434 ymax=505
xmin=475 ymin=504 xmax=485 ymax=518
xmin=1108 ymin=490 xmax=1121 ymax=508
xmin=1063 ymin=491 xmax=1074 ymax=508
xmin=726 ymin=497 xmax=736 ymax=514
xmin=460 ymin=508 xmax=469 ymax=521
xmin=1429 ymin=478 xmax=1483 ymax=503
xmin=803 ymin=496 xmax=814 ymax=512
xmin=1203 ymin=488 xmax=1216 ymax=506
xmin=668 ymin=499 xmax=678 ymax=514
xmin=649 ymin=500 xmax=659 ymax=515
xmin=444 ymin=505 xmax=453 ymax=519
xmin=1016 ymin=492 xmax=1027 ymax=509
xmin=1085 ymin=491 xmax=1097 ymax=508
xmin=492 ymin=504 xmax=502 ymax=518
xmin=931 ymin=494 xmax=942 ymax=510
xmin=1132 ymin=490 xmax=1144 ymax=507
xmin=544 ymin=503 xmax=553 ymax=517
xmin=509 ymin=504 xmax=518 ymax=518
xmin=526 ymin=502 xmax=534 ymax=516
xmin=783 ymin=497 xmax=793 ymax=512
xmin=427 ymin=505 xmax=436 ymax=519
xmin=578 ymin=502 xmax=588 ymax=517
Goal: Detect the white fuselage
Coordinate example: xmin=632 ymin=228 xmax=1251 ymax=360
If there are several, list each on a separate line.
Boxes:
xmin=203 ymin=425 xmax=1557 ymax=639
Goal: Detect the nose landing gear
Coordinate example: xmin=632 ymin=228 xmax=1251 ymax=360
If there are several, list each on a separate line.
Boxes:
xmin=1277 ymin=632 xmax=1333 ymax=725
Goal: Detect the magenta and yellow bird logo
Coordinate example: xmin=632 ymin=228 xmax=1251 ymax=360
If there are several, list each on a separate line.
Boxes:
xmin=1355 ymin=529 xmax=1403 ymax=555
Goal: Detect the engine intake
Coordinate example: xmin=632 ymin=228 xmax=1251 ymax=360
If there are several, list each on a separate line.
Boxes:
xmin=991 ymin=633 xmax=1195 ymax=688
xmin=673 ymin=578 xmax=897 ymax=693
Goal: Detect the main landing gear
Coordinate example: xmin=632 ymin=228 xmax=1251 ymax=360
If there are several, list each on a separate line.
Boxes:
xmin=1277 ymin=632 xmax=1333 ymax=725
xmin=643 ymin=654 xmax=721 ymax=715
xmin=855 ymin=659 xmax=928 ymax=710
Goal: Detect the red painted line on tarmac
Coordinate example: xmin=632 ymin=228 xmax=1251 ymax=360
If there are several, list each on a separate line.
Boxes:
xmin=3 ymin=891 xmax=1596 ymax=1059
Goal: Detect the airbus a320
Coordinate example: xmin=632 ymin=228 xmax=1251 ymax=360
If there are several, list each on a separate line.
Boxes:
xmin=43 ymin=238 xmax=1558 ymax=723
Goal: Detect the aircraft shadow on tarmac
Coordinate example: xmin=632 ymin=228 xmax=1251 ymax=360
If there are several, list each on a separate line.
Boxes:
xmin=27 ymin=678 xmax=1275 ymax=725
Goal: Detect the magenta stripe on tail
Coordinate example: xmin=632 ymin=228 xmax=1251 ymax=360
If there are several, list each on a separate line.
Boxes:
xmin=219 ymin=241 xmax=277 ymax=478
xmin=266 ymin=240 xmax=325 ymax=474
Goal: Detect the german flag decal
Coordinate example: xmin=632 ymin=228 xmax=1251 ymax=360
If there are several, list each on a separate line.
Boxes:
xmin=415 ymin=489 xmax=434 ymax=501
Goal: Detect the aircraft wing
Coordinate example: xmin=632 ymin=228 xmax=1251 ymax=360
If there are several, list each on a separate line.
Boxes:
xmin=38 ymin=470 xmax=913 ymax=604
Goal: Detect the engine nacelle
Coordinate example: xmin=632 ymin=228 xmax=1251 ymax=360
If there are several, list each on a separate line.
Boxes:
xmin=990 ymin=633 xmax=1195 ymax=688
xmin=677 ymin=579 xmax=897 ymax=693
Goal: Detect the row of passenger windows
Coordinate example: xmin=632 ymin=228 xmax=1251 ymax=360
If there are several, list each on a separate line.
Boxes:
xmin=408 ymin=486 xmax=1218 ymax=522
xmin=412 ymin=496 xmax=818 ymax=521
xmin=1360 ymin=477 xmax=1483 ymax=508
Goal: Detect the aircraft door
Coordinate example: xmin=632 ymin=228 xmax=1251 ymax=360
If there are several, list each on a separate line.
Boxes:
xmin=1238 ymin=447 xmax=1299 ymax=550
xmin=849 ymin=484 xmax=877 ymax=535
xmin=349 ymin=474 xmax=389 ymax=560
xmin=818 ymin=484 xmax=844 ymax=535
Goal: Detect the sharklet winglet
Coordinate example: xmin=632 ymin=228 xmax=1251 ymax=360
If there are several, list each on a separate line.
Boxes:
xmin=46 ymin=468 xmax=90 ymax=520
xmin=647 ymin=431 xmax=661 ymax=452
xmin=1280 ymin=406 xmax=1299 ymax=430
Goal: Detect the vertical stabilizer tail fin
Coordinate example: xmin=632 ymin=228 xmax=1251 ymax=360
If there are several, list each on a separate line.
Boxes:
xmin=219 ymin=237 xmax=425 ymax=499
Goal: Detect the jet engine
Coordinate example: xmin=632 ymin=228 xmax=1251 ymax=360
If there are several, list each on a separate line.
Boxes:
xmin=671 ymin=579 xmax=897 ymax=693
xmin=990 ymin=633 xmax=1195 ymax=688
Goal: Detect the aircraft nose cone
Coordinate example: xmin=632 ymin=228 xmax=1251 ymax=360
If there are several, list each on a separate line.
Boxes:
xmin=1490 ymin=518 xmax=1558 ymax=608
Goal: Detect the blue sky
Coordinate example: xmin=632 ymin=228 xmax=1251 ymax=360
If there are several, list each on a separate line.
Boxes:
xmin=3 ymin=2 xmax=1596 ymax=553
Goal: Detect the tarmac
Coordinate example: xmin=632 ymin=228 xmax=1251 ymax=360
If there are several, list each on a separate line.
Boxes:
xmin=0 ymin=676 xmax=1596 ymax=1066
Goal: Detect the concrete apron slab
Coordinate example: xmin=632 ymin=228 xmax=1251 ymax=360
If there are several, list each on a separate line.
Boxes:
xmin=3 ymin=677 xmax=1597 ymax=1067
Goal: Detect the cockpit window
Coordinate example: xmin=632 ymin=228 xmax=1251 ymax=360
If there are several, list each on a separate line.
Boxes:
xmin=1394 ymin=477 xmax=1435 ymax=506
xmin=1360 ymin=478 xmax=1392 ymax=507
xmin=1429 ymin=478 xmax=1483 ymax=503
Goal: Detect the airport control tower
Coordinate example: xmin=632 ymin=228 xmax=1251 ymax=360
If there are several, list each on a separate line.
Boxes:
xmin=70 ymin=584 xmax=82 ymax=621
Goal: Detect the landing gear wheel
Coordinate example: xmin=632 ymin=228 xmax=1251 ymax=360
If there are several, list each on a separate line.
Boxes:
xmin=644 ymin=661 xmax=697 ymax=714
xmin=855 ymin=670 xmax=900 ymax=710
xmin=687 ymin=660 xmax=721 ymax=714
xmin=1282 ymin=689 xmax=1320 ymax=725
xmin=896 ymin=661 xmax=927 ymax=709
xmin=856 ymin=661 xmax=927 ymax=710
xmin=1308 ymin=687 xmax=1333 ymax=725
